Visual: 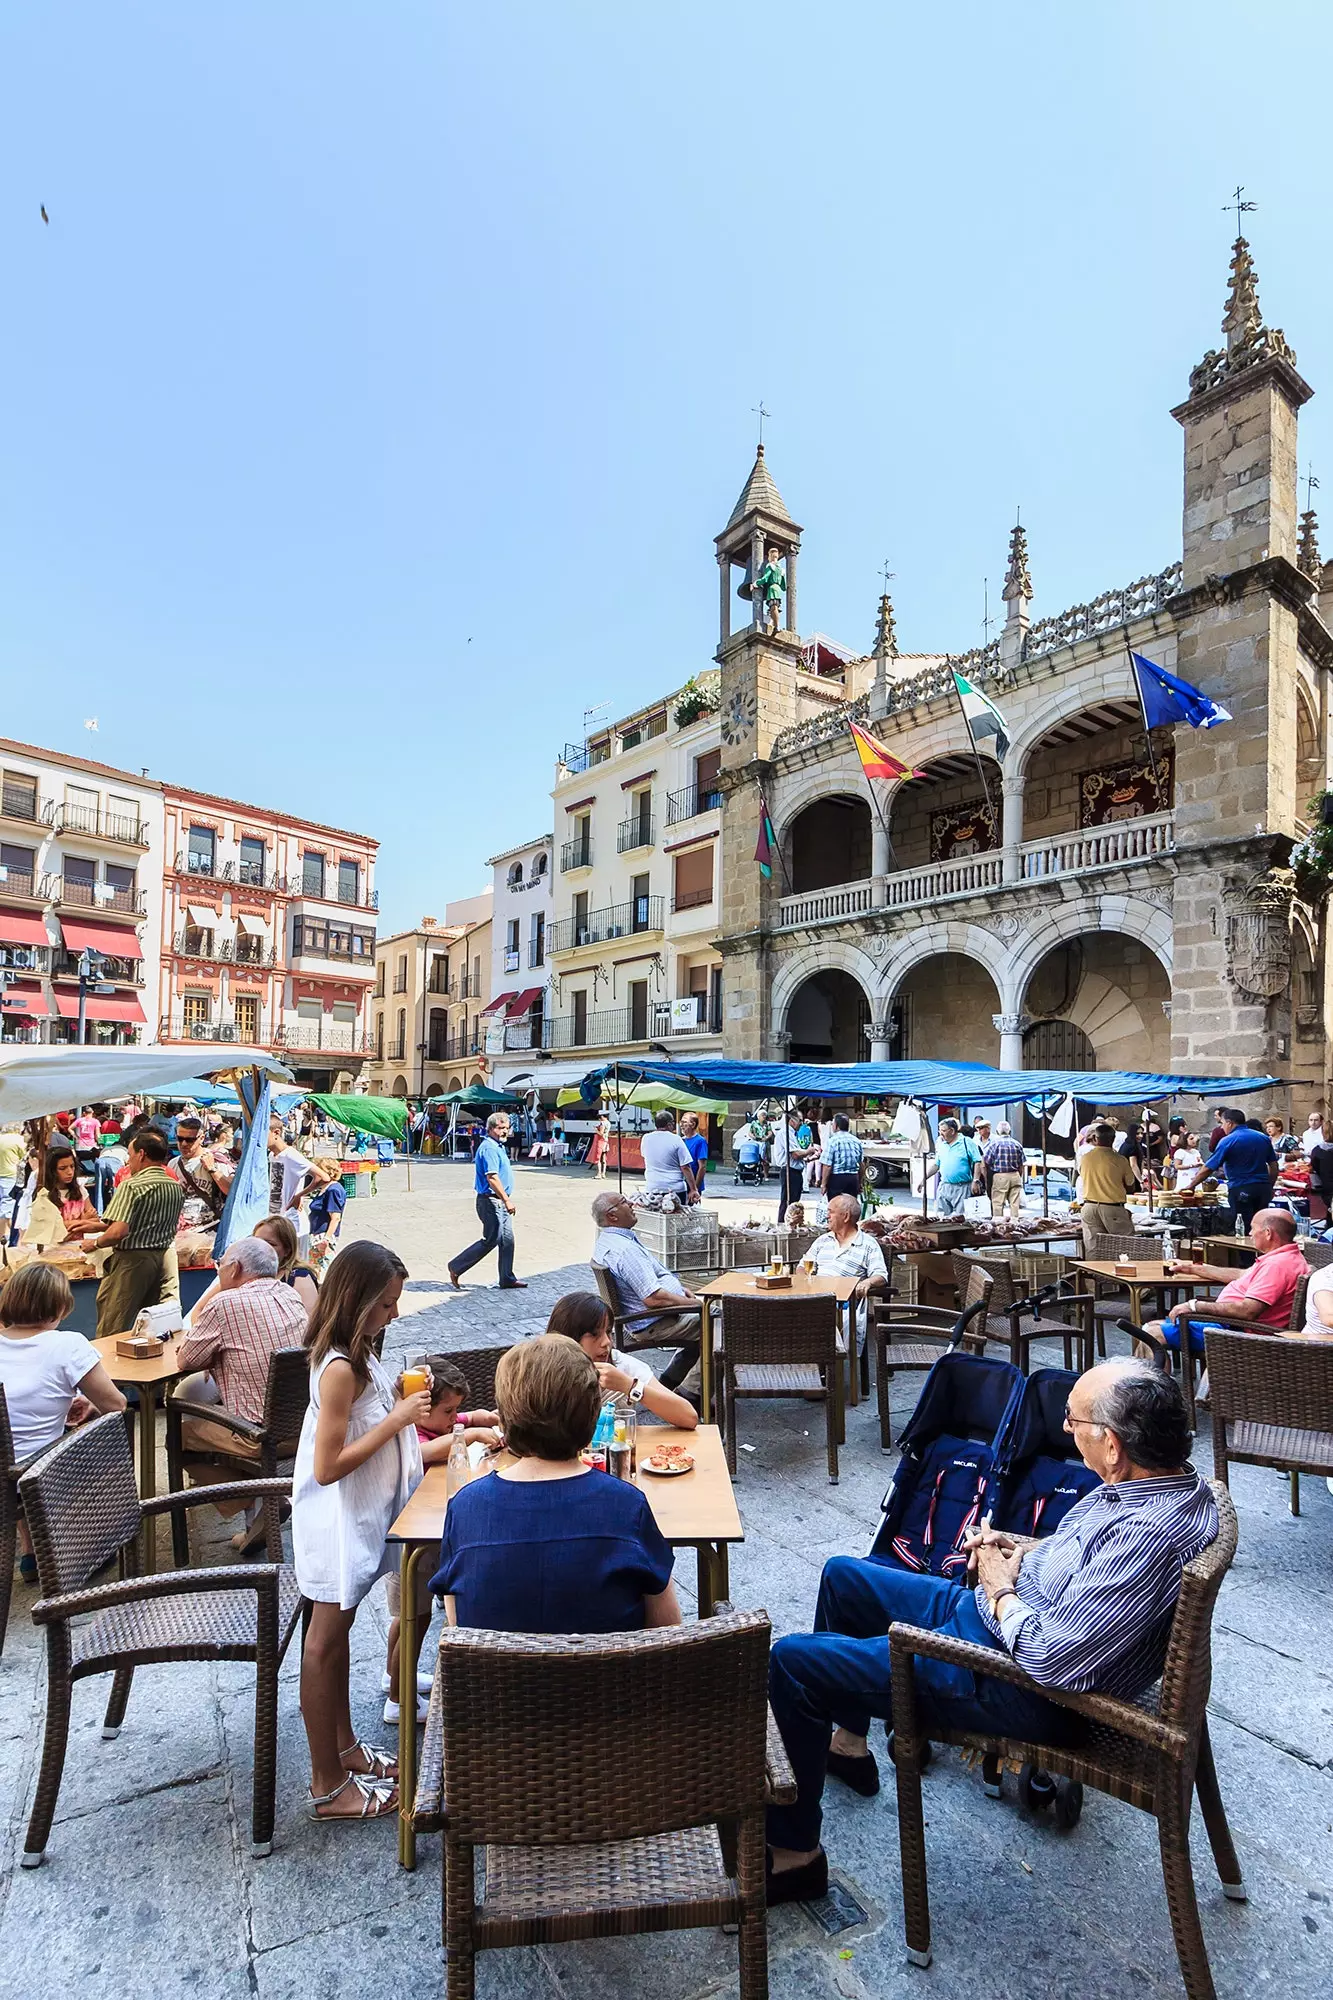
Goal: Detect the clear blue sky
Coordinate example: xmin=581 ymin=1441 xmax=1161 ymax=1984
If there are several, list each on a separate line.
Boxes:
xmin=3 ymin=3 xmax=1330 ymax=934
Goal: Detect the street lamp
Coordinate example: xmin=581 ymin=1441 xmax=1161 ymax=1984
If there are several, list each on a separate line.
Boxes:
xmin=76 ymin=949 xmax=116 ymax=1045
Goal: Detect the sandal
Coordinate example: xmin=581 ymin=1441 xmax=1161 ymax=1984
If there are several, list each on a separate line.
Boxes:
xmin=308 ymin=1771 xmax=398 ymax=1821
xmin=340 ymin=1740 xmax=398 ymax=1780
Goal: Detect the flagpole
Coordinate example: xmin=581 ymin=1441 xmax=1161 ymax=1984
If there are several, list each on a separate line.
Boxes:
xmin=1126 ymin=632 xmax=1165 ymax=809
xmin=950 ymin=661 xmax=998 ymax=835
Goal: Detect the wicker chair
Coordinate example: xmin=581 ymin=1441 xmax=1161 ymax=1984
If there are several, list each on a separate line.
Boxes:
xmin=1155 ymin=1275 xmax=1310 ymax=1428
xmin=1299 ymin=1238 xmax=1333 ymax=1270
xmin=422 ymin=1344 xmax=514 ymax=1414
xmin=890 ymin=1481 xmax=1243 ymax=2000
xmin=17 ymin=1412 xmax=303 ymax=1866
xmin=591 ymin=1259 xmax=702 ymax=1356
xmin=869 ymin=1266 xmax=995 ymax=1452
xmin=1 ymin=1385 xmax=47 ymax=1659
xmin=719 ymin=1291 xmax=843 ymax=1481
xmin=950 ymin=1252 xmax=1096 ymax=1374
xmin=164 ymin=1346 xmax=309 ymax=1567
xmin=1207 ymin=1326 xmax=1333 ymax=1515
xmin=412 ymin=1611 xmax=789 ymax=1999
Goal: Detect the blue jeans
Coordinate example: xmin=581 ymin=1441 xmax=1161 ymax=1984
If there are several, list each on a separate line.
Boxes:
xmin=767 ymin=1555 xmax=1080 ymax=1851
xmin=1161 ymin=1317 xmax=1229 ymax=1357
xmin=452 ymin=1193 xmax=516 ymax=1285
xmin=1224 ymin=1183 xmax=1270 ymax=1233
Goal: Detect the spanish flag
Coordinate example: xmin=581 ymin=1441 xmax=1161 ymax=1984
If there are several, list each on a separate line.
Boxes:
xmin=849 ymin=720 xmax=921 ymax=787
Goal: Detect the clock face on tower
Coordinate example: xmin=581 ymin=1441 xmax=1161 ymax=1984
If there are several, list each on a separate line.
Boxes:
xmin=722 ymin=685 xmax=757 ymax=747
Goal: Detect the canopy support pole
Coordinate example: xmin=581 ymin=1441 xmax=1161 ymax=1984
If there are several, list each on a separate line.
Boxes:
xmin=615 ymin=1063 xmax=623 ymax=1195
xmin=1041 ymin=1104 xmax=1049 ymax=1219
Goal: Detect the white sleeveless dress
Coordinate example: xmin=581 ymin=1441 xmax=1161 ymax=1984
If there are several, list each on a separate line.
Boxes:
xmin=293 ymin=1350 xmax=423 ymax=1610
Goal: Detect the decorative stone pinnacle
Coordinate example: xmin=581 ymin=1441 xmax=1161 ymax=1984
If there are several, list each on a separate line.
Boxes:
xmin=874 ymin=592 xmax=898 ymax=657
xmin=1298 ymin=508 xmax=1321 ymax=580
xmin=1002 ymin=521 xmax=1031 ymax=604
xmin=1188 ymin=234 xmax=1298 ymax=400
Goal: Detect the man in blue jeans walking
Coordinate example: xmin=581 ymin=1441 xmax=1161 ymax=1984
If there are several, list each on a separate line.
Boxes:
xmin=765 ymin=1361 xmax=1216 ymax=1903
xmin=447 ymin=1112 xmax=527 ymax=1291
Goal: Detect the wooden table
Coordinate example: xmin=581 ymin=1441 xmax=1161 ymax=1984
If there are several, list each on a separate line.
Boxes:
xmin=695 ymin=1270 xmax=863 ymax=1422
xmin=92 ymin=1332 xmax=186 ymax=1573
xmin=387 ymin=1424 xmax=742 ymax=1870
xmin=1070 ymin=1260 xmax=1193 ymax=1328
xmin=1191 ymin=1236 xmax=1258 ymax=1269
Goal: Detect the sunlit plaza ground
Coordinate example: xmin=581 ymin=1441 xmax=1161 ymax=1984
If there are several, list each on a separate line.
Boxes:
xmin=1 ymin=1160 xmax=1330 ymax=1998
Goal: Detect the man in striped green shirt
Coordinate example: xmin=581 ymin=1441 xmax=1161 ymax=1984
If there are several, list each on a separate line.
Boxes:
xmin=90 ymin=1129 xmax=186 ymax=1337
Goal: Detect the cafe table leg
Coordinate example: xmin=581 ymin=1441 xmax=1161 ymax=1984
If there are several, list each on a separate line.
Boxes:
xmin=138 ymin=1385 xmax=160 ymax=1574
xmin=845 ymin=1301 xmax=859 ymax=1409
xmin=695 ymin=1545 xmax=716 ymax=1619
xmin=700 ymin=1298 xmax=714 ymax=1426
xmin=397 ymin=1543 xmax=423 ymax=1871
xmin=714 ymin=1542 xmax=730 ymax=1606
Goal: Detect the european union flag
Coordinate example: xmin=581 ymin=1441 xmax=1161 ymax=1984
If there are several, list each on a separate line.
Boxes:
xmin=1130 ymin=651 xmax=1232 ymax=731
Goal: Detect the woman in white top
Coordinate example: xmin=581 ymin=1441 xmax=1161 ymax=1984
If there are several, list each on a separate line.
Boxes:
xmin=0 ymin=1263 xmax=126 ymax=1580
xmin=292 ymin=1240 xmax=427 ymax=1822
xmin=1302 ymin=1263 xmax=1333 ymax=1338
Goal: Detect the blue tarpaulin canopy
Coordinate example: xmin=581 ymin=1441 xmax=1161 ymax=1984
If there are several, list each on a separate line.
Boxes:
xmin=580 ymin=1058 xmax=1280 ymax=1109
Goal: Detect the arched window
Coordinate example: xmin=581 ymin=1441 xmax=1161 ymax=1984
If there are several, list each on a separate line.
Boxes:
xmin=532 ymin=851 xmax=548 ymax=878
xmin=508 ymin=862 xmax=524 ymax=886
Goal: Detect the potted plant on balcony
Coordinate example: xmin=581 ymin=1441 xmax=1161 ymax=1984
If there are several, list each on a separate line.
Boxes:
xmin=673 ymin=677 xmax=719 ymax=730
xmin=1291 ymin=791 xmax=1333 ymax=904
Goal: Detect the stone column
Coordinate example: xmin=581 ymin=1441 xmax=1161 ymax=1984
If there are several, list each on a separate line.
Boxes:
xmin=871 ymin=816 xmax=891 ymax=906
xmin=718 ymin=553 xmax=731 ymax=650
xmin=865 ymin=1017 xmax=894 ymax=1063
xmin=992 ymin=1012 xmax=1029 ymax=1074
xmin=785 ymin=544 xmax=798 ymax=636
xmin=1000 ymin=773 xmax=1024 ymax=884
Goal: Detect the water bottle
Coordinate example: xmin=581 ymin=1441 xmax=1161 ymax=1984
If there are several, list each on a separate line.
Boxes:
xmin=587 ymin=1399 xmax=615 ymax=1473
xmin=445 ymin=1418 xmax=469 ymax=1498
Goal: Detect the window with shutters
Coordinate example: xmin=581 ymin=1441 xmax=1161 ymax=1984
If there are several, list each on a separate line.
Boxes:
xmin=672 ymin=845 xmax=714 ymax=911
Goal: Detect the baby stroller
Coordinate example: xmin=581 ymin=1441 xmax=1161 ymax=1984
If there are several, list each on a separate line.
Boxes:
xmin=732 ymin=1139 xmax=766 ymax=1185
xmin=989 ymin=1366 xmax=1100 ymax=1542
xmin=867 ymin=1351 xmax=1022 ymax=1575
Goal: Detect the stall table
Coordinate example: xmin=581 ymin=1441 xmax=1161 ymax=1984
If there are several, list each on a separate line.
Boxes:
xmin=388 ymin=1424 xmax=742 ymax=1870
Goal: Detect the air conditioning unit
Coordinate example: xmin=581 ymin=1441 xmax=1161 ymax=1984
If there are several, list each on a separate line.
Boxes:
xmin=575 ymin=929 xmax=591 ymax=946
xmin=605 ymin=925 xmax=624 ymax=939
xmin=215 ymin=1023 xmax=239 ymax=1042
xmin=1 ymin=947 xmax=33 ymax=969
xmin=189 ymin=1021 xmax=216 ymax=1040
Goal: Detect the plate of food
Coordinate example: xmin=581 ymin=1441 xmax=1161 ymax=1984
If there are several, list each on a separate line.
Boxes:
xmin=641 ymin=1443 xmax=695 ymax=1477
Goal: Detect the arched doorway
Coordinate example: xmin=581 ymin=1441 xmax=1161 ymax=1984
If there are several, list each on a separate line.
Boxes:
xmin=1021 ymin=934 xmax=1170 ymax=1072
xmin=786 ymin=969 xmax=869 ymax=1062
xmin=892 ymin=953 xmax=1002 ymax=1066
xmin=1020 ymin=1017 xmax=1096 ymax=1146
xmin=391 ymin=1075 xmax=408 ymax=1096
xmin=786 ymin=795 xmax=872 ymax=893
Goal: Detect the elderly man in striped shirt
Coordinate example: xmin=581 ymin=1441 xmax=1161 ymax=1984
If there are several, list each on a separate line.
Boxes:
xmin=765 ymin=1359 xmax=1217 ymax=1904
xmin=174 ymin=1235 xmax=308 ymax=1550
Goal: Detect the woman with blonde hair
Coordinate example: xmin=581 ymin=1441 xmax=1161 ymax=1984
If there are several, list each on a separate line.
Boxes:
xmin=292 ymin=1240 xmax=426 ymax=1822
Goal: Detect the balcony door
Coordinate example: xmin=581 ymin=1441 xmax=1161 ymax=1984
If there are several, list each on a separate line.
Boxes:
xmin=631 ymin=873 xmax=651 ymax=932
xmin=572 ymin=989 xmax=588 ymax=1046
xmin=628 ymin=980 xmax=648 ymax=1041
xmin=233 ymin=994 xmax=260 ymax=1042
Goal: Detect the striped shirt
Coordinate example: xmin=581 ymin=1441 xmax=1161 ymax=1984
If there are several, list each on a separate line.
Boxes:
xmin=177 ymin=1278 xmax=308 ymax=1425
xmin=822 ymin=1132 xmax=864 ymax=1176
xmin=983 ymin=1137 xmax=1027 ymax=1174
xmin=104 ymin=1166 xmax=185 ymax=1250
xmin=975 ymin=1468 xmax=1218 ymax=1698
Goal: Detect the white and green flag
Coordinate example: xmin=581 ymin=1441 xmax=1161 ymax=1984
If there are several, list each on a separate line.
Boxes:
xmin=952 ymin=669 xmax=1010 ymax=759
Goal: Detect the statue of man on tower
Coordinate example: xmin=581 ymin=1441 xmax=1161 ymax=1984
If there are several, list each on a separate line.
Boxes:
xmin=754 ymin=545 xmax=787 ymax=637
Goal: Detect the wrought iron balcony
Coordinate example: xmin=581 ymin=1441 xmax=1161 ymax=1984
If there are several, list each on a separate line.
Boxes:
xmin=274 ymin=1022 xmax=375 ymax=1055
xmin=46 ymin=875 xmax=146 ymax=915
xmin=172 ymin=931 xmax=279 ymax=966
xmin=53 ymin=950 xmax=144 ymax=986
xmin=664 ymin=784 xmax=723 ymax=825
xmin=548 ymin=895 xmax=664 ymax=955
xmin=617 ymin=814 xmax=656 ymax=853
xmin=560 ymin=837 xmax=594 ymax=873
xmin=528 ymin=939 xmax=546 ymax=968
xmin=0 ymin=785 xmax=47 ymax=825
xmin=0 ymin=869 xmax=40 ymax=903
xmin=49 ymin=801 xmax=148 ymax=846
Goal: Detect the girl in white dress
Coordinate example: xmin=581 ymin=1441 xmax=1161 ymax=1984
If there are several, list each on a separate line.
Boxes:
xmin=293 ymin=1241 xmax=429 ymax=1822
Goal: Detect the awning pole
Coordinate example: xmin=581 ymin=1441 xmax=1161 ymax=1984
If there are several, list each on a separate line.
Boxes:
xmin=1041 ymin=1103 xmax=1049 ymax=1219
xmin=615 ymin=1063 xmax=623 ymax=1195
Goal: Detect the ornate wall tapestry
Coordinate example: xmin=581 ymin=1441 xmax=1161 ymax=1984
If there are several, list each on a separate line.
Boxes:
xmin=929 ymin=797 xmax=998 ymax=861
xmin=1079 ymin=750 xmax=1173 ymax=828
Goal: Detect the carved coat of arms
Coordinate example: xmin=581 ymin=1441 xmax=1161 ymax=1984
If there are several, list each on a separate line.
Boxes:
xmin=1224 ymin=869 xmax=1294 ymax=1002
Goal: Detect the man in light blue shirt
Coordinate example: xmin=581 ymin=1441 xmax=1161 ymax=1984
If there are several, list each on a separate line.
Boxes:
xmin=591 ymin=1189 xmax=703 ymax=1391
xmin=448 ymin=1112 xmax=525 ymax=1290
xmin=930 ymin=1118 xmax=983 ymax=1217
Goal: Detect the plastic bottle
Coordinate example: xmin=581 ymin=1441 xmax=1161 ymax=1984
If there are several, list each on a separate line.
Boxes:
xmin=445 ymin=1417 xmax=469 ymax=1498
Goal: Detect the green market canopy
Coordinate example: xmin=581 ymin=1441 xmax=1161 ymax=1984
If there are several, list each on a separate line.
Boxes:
xmin=438 ymin=1084 xmax=523 ymax=1111
xmin=307 ymin=1093 xmax=409 ymax=1139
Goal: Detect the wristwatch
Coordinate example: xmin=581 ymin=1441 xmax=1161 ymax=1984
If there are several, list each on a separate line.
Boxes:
xmin=628 ymin=1377 xmax=646 ymax=1405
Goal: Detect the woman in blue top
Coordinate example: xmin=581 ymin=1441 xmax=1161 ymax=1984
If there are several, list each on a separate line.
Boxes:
xmin=430 ymin=1334 xmax=678 ymax=1633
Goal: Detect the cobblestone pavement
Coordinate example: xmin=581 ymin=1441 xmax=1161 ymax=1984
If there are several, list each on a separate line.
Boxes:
xmin=1 ymin=1160 xmax=1330 ymax=1997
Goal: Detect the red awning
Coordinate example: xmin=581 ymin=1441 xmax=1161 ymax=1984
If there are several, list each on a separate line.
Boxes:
xmin=52 ymin=991 xmax=147 ymax=1024
xmin=0 ymin=911 xmax=52 ymax=949
xmin=505 ymin=987 xmax=545 ymax=1018
xmin=477 ymin=994 xmax=512 ymax=1018
xmin=0 ymin=980 xmax=51 ymax=1017
xmin=59 ymin=916 xmax=144 ymax=960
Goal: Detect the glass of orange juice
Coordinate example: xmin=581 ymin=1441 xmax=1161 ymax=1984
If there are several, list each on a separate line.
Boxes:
xmin=401 ymin=1367 xmax=430 ymax=1399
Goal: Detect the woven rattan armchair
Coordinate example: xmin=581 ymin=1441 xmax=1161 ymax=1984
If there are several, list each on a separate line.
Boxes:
xmin=17 ymin=1412 xmax=303 ymax=1866
xmin=421 ymin=1344 xmax=514 ymax=1415
xmin=719 ymin=1290 xmax=843 ymax=1481
xmin=869 ymin=1266 xmax=995 ymax=1452
xmin=164 ymin=1345 xmax=309 ymax=1567
xmin=1148 ymin=1275 xmax=1311 ymax=1427
xmin=889 ymin=1481 xmax=1242 ymax=1999
xmin=412 ymin=1611 xmax=789 ymax=1999
xmin=0 ymin=1384 xmax=61 ymax=1659
xmin=591 ymin=1259 xmax=702 ymax=1356
xmin=1207 ymin=1325 xmax=1333 ymax=1515
xmin=950 ymin=1252 xmax=1096 ymax=1373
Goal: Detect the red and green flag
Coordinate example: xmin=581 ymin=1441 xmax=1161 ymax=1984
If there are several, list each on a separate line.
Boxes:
xmin=755 ymin=793 xmax=777 ymax=879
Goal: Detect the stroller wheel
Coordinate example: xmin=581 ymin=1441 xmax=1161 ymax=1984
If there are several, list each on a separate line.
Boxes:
xmin=885 ymin=1729 xmax=933 ymax=1771
xmin=1053 ymin=1777 xmax=1083 ymax=1830
xmin=1018 ymin=1764 xmax=1056 ymax=1812
xmin=981 ymin=1752 xmax=1003 ymax=1798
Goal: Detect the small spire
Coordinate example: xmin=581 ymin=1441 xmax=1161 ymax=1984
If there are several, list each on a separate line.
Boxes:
xmin=1002 ymin=520 xmax=1032 ymax=603
xmin=874 ymin=592 xmax=898 ymax=658
xmin=1188 ymin=232 xmax=1298 ymax=399
xmin=1222 ymin=236 xmax=1263 ymax=354
xmin=1298 ymin=508 xmax=1321 ymax=580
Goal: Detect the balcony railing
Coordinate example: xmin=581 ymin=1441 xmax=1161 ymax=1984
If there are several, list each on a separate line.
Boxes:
xmin=664 ymin=784 xmax=722 ymax=825
xmin=775 ymin=810 xmax=1177 ymax=929
xmin=503 ymin=948 xmax=521 ymax=973
xmin=49 ymin=802 xmax=148 ymax=845
xmin=560 ymin=837 xmax=594 ymax=873
xmin=53 ymin=951 xmax=144 ymax=986
xmin=521 ymin=1008 xmax=634 ymax=1052
xmin=392 ymin=973 xmax=409 ymax=992
xmin=0 ymin=943 xmax=50 ymax=972
xmin=426 ymin=972 xmax=454 ymax=995
xmin=274 ymin=1022 xmax=374 ymax=1055
xmin=0 ymin=869 xmax=39 ymax=902
xmin=549 ymin=896 xmax=665 ymax=954
xmin=528 ymin=939 xmax=546 ymax=968
xmin=672 ymin=885 xmax=714 ymax=912
xmin=158 ymin=1015 xmax=268 ymax=1046
xmin=617 ymin=815 xmax=655 ymax=853
xmin=650 ymin=995 xmax=723 ymax=1037
xmin=172 ymin=931 xmax=279 ymax=966
xmin=173 ymin=849 xmax=377 ymax=906
xmin=0 ymin=785 xmax=45 ymax=824
xmin=45 ymin=874 xmax=146 ymax=915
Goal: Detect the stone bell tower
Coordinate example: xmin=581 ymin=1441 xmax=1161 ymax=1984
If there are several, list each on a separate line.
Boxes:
xmin=1168 ymin=231 xmax=1317 ymax=1074
xmin=714 ymin=446 xmax=804 ymax=1060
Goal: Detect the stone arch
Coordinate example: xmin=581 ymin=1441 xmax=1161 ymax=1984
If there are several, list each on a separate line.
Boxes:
xmin=1010 ymin=662 xmax=1140 ymax=778
xmin=1008 ymin=895 xmax=1172 ymax=1005
xmin=391 ymin=1074 xmax=408 ymax=1096
xmin=448 ymin=1074 xmax=462 ymax=1092
xmin=873 ymin=919 xmax=1021 ymax=1013
xmin=1296 ymin=678 xmax=1322 ymax=803
xmin=770 ymin=939 xmax=879 ymax=1036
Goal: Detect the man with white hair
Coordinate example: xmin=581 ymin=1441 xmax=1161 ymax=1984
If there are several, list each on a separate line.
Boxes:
xmin=765 ymin=1358 xmax=1217 ymax=1904
xmin=173 ymin=1234 xmax=309 ymax=1549
xmin=806 ymin=1193 xmax=888 ymax=1337
xmin=981 ymin=1119 xmax=1027 ymax=1220
xmin=448 ymin=1110 xmax=526 ymax=1290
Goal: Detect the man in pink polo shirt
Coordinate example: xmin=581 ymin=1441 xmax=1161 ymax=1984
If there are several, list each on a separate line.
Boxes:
xmin=1146 ymin=1208 xmax=1310 ymax=1355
